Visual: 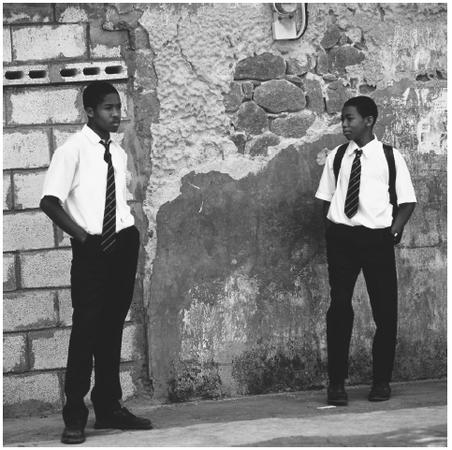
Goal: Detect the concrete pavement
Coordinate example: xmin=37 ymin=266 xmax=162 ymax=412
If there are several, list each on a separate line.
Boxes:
xmin=3 ymin=379 xmax=446 ymax=447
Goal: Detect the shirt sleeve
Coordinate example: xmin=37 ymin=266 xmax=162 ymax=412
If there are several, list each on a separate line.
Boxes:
xmin=315 ymin=148 xmax=337 ymax=202
xmin=393 ymin=149 xmax=417 ymax=204
xmin=41 ymin=144 xmax=78 ymax=203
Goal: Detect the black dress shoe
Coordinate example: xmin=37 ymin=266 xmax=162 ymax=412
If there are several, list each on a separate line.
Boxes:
xmin=61 ymin=425 xmax=85 ymax=444
xmin=94 ymin=407 xmax=153 ymax=430
xmin=327 ymin=382 xmax=348 ymax=406
xmin=368 ymin=381 xmax=391 ymax=401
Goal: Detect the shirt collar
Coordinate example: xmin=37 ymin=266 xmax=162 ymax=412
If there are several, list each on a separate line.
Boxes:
xmin=82 ymin=124 xmax=116 ymax=147
xmin=346 ymin=135 xmax=379 ymax=157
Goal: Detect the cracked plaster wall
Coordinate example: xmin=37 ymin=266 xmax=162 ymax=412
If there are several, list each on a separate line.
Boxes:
xmin=131 ymin=3 xmax=446 ymax=400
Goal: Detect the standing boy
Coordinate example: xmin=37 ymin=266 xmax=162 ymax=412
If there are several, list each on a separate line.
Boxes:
xmin=315 ymin=96 xmax=416 ymax=406
xmin=40 ymin=81 xmax=152 ymax=444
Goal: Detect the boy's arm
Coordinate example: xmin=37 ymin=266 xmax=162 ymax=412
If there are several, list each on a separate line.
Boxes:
xmin=390 ymin=202 xmax=416 ymax=243
xmin=40 ymin=195 xmax=88 ymax=244
xmin=322 ymin=201 xmax=331 ymax=228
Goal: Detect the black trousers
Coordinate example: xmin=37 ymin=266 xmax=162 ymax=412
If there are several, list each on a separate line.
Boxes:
xmin=63 ymin=225 xmax=139 ymax=426
xmin=325 ymin=222 xmax=397 ymax=384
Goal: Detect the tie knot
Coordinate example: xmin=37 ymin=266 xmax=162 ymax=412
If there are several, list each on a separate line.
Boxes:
xmin=355 ymin=149 xmax=363 ymax=157
xmin=100 ymin=140 xmax=111 ymax=163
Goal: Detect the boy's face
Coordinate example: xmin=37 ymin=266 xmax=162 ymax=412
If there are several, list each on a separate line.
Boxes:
xmin=341 ymin=105 xmax=373 ymax=142
xmin=86 ymin=93 xmax=121 ymax=134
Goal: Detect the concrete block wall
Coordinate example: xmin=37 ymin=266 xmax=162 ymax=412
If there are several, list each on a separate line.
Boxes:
xmin=3 ymin=4 xmax=142 ymax=416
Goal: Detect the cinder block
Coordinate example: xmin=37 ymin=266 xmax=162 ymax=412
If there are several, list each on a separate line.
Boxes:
xmin=7 ymin=87 xmax=83 ymax=126
xmin=3 ymin=334 xmax=27 ymax=373
xmin=3 ymin=4 xmax=53 ymax=24
xmin=3 ymin=290 xmax=57 ymax=332
xmin=3 ymin=253 xmax=16 ymax=292
xmin=13 ymin=171 xmax=47 ymax=210
xmin=57 ymin=289 xmax=73 ymax=326
xmin=91 ymin=43 xmax=122 ymax=59
xmin=120 ymin=368 xmax=136 ymax=400
xmin=3 ymin=173 xmax=13 ymax=210
xmin=3 ymin=64 xmax=50 ymax=87
xmin=49 ymin=60 xmax=128 ymax=84
xmin=3 ymin=373 xmax=61 ymax=408
xmin=12 ymin=24 xmax=87 ymax=62
xmin=56 ymin=4 xmax=89 ymax=22
xmin=52 ymin=126 xmax=83 ymax=149
xmin=3 ymin=129 xmax=50 ymax=170
xmin=121 ymin=324 xmax=138 ymax=362
xmin=20 ymin=249 xmax=71 ymax=288
xmin=30 ymin=328 xmax=71 ymax=370
xmin=3 ymin=27 xmax=12 ymax=63
xmin=89 ymin=21 xmax=125 ymax=59
xmin=3 ymin=211 xmax=54 ymax=252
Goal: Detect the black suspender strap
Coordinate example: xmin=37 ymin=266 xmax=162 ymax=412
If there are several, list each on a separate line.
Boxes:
xmin=333 ymin=143 xmax=349 ymax=185
xmin=383 ymin=144 xmax=397 ymax=217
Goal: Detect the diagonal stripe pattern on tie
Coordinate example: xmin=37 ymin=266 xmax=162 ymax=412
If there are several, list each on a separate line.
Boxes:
xmin=100 ymin=140 xmax=116 ymax=253
xmin=344 ymin=149 xmax=363 ymax=218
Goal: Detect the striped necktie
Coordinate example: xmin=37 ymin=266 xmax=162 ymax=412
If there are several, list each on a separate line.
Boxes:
xmin=100 ymin=140 xmax=116 ymax=253
xmin=344 ymin=149 xmax=363 ymax=218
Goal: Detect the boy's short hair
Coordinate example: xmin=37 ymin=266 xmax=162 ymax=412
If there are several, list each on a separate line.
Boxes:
xmin=343 ymin=96 xmax=378 ymax=123
xmin=82 ymin=81 xmax=119 ymax=109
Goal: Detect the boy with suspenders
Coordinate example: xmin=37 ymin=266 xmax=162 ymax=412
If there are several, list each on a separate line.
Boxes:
xmin=315 ymin=96 xmax=416 ymax=406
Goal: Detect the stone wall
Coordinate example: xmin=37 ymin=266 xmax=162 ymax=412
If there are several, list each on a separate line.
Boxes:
xmin=3 ymin=3 xmax=447 ymax=414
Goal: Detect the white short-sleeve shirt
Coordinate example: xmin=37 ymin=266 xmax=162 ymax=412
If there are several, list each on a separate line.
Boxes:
xmin=41 ymin=125 xmax=134 ymax=235
xmin=315 ymin=136 xmax=416 ymax=228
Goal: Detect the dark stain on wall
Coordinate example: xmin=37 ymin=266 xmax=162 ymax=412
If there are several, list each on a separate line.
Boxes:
xmin=149 ymin=134 xmax=346 ymax=398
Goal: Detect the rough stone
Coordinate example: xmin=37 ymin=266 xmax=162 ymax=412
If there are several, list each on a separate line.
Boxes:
xmin=254 ymin=80 xmax=306 ymax=113
xmin=234 ymin=53 xmax=286 ymax=81
xmin=328 ymin=46 xmax=365 ymax=74
xmin=3 ymin=291 xmax=57 ymax=332
xmin=304 ymin=77 xmax=325 ymax=113
xmin=13 ymin=171 xmax=47 ymax=210
xmin=7 ymin=87 xmax=82 ymax=125
xmin=30 ymin=329 xmax=71 ymax=370
xmin=230 ymin=133 xmax=247 ymax=154
xmin=320 ymin=24 xmax=342 ymax=49
xmin=246 ymin=133 xmax=280 ymax=156
xmin=4 ymin=27 xmax=12 ymax=63
xmin=316 ymin=52 xmax=329 ymax=75
xmin=241 ymin=82 xmax=254 ymax=101
xmin=325 ymin=82 xmax=353 ymax=114
xmin=236 ymin=101 xmax=268 ymax=135
xmin=3 ymin=254 xmax=16 ymax=292
xmin=223 ymin=82 xmax=243 ymax=113
xmin=3 ymin=130 xmax=51 ymax=170
xmin=3 ymin=373 xmax=61 ymax=411
xmin=359 ymin=84 xmax=376 ymax=94
xmin=3 ymin=4 xmax=53 ymax=24
xmin=346 ymin=27 xmax=363 ymax=44
xmin=270 ymin=111 xmax=316 ymax=139
xmin=3 ymin=212 xmax=54 ymax=252
xmin=20 ymin=249 xmax=71 ymax=289
xmin=286 ymin=57 xmax=310 ymax=76
xmin=285 ymin=75 xmax=304 ymax=87
xmin=3 ymin=334 xmax=27 ymax=373
xmin=3 ymin=173 xmax=13 ymax=210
